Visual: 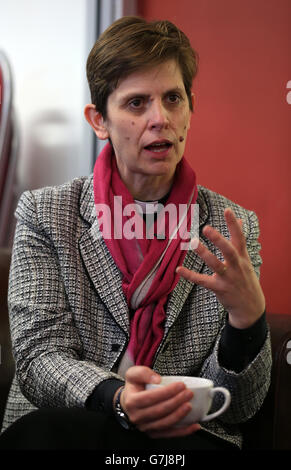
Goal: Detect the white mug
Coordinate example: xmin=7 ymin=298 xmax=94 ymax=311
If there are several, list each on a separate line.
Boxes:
xmin=146 ymin=376 xmax=231 ymax=426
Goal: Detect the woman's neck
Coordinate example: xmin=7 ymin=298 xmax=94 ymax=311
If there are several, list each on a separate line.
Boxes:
xmin=122 ymin=173 xmax=174 ymax=202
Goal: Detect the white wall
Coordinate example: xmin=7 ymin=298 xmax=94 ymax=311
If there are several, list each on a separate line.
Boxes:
xmin=0 ymin=0 xmax=138 ymax=194
xmin=0 ymin=0 xmax=96 ymax=192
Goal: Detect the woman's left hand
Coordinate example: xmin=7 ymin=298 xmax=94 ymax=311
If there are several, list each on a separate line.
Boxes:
xmin=176 ymin=208 xmax=265 ymax=329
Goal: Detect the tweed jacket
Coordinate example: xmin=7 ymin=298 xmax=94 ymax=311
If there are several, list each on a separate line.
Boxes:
xmin=1 ymin=174 xmax=272 ymax=448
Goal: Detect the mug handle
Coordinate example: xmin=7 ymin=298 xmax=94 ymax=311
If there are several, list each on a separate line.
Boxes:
xmin=201 ymin=387 xmax=231 ymax=422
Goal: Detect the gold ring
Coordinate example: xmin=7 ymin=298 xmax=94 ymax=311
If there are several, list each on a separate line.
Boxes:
xmin=217 ymin=265 xmax=227 ymax=276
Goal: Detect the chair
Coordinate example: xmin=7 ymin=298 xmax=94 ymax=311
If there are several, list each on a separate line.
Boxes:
xmin=0 ymin=50 xmax=19 ymax=248
xmin=241 ymin=313 xmax=291 ymax=449
xmin=0 ymin=246 xmax=290 ymax=447
xmin=0 ymin=248 xmax=14 ymax=430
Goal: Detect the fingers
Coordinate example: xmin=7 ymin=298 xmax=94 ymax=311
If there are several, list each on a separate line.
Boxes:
xmin=202 ymin=225 xmax=238 ymax=267
xmin=124 ymin=381 xmax=189 ymax=416
xmin=176 ymin=209 xmax=249 ymax=290
xmin=192 ymin=209 xmax=247 ymax=269
xmin=224 ymin=208 xmax=246 ymax=255
xmin=132 ymin=382 xmax=187 ymax=409
xmin=176 ymin=265 xmax=217 ymax=290
xmin=122 ymin=367 xmax=199 ymax=436
xmin=125 ymin=365 xmax=161 ymax=387
xmin=193 ymin=239 xmax=226 ymax=276
xmin=136 ymin=389 xmax=193 ymax=432
xmin=137 ymin=394 xmax=191 ymax=432
xmin=127 ymin=385 xmax=200 ymax=436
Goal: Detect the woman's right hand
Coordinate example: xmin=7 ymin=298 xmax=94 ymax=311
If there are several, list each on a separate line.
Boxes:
xmin=117 ymin=365 xmax=200 ymax=438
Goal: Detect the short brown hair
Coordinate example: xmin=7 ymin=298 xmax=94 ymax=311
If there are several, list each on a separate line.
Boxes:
xmin=86 ymin=16 xmax=198 ymax=118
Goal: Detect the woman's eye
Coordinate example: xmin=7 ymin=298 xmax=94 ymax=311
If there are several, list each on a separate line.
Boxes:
xmin=129 ymin=98 xmax=144 ymax=109
xmin=167 ymin=94 xmax=181 ymax=104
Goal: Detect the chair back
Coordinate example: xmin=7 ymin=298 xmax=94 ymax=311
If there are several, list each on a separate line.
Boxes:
xmin=0 ymin=51 xmax=13 ymax=195
xmin=0 ymin=50 xmax=19 ymax=247
xmin=242 ymin=312 xmax=291 ymax=449
xmin=0 ymin=248 xmax=14 ymax=430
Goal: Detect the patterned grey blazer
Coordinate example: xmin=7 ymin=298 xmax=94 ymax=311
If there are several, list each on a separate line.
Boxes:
xmin=1 ymin=175 xmax=272 ymax=448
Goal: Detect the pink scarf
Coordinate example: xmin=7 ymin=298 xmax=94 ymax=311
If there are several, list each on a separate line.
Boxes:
xmin=93 ymin=142 xmax=197 ymax=368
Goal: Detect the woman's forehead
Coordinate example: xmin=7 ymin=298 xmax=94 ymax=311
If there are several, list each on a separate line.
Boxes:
xmin=111 ymin=60 xmax=186 ymax=99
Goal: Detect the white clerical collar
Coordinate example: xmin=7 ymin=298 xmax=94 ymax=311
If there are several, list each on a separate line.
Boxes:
xmin=134 ymin=199 xmax=160 ymax=215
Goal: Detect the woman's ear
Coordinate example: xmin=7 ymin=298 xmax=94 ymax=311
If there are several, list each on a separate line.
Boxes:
xmin=84 ymin=104 xmax=109 ymax=140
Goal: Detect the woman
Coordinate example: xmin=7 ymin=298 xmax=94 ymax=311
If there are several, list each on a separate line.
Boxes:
xmin=0 ymin=16 xmax=271 ymax=450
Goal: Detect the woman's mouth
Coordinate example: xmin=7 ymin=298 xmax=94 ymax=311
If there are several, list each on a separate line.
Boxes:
xmin=144 ymin=141 xmax=173 ymax=154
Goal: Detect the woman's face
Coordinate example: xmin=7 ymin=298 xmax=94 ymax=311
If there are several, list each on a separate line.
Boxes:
xmin=100 ymin=60 xmax=192 ymax=198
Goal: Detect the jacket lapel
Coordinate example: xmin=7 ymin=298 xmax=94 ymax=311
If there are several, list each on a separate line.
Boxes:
xmin=165 ymin=188 xmax=209 ymax=332
xmin=78 ymin=176 xmax=130 ymax=335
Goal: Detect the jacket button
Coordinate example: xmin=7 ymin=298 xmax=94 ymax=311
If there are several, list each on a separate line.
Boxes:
xmin=111 ymin=344 xmax=121 ymax=352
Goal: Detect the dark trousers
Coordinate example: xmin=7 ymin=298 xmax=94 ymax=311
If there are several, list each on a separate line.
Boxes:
xmin=0 ymin=408 xmax=238 ymax=451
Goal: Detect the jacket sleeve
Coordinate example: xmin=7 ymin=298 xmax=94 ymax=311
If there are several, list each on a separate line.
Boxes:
xmin=200 ymin=209 xmax=272 ymax=424
xmin=8 ymin=190 xmax=124 ymax=410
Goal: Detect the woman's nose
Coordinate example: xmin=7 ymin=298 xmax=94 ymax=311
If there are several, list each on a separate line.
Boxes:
xmin=148 ymin=100 xmax=169 ymax=130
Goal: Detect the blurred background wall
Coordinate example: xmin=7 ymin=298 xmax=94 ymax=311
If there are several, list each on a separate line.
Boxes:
xmin=1 ymin=0 xmax=92 ymax=192
xmin=0 ymin=0 xmax=136 ymax=194
xmin=0 ymin=0 xmax=135 ymax=245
